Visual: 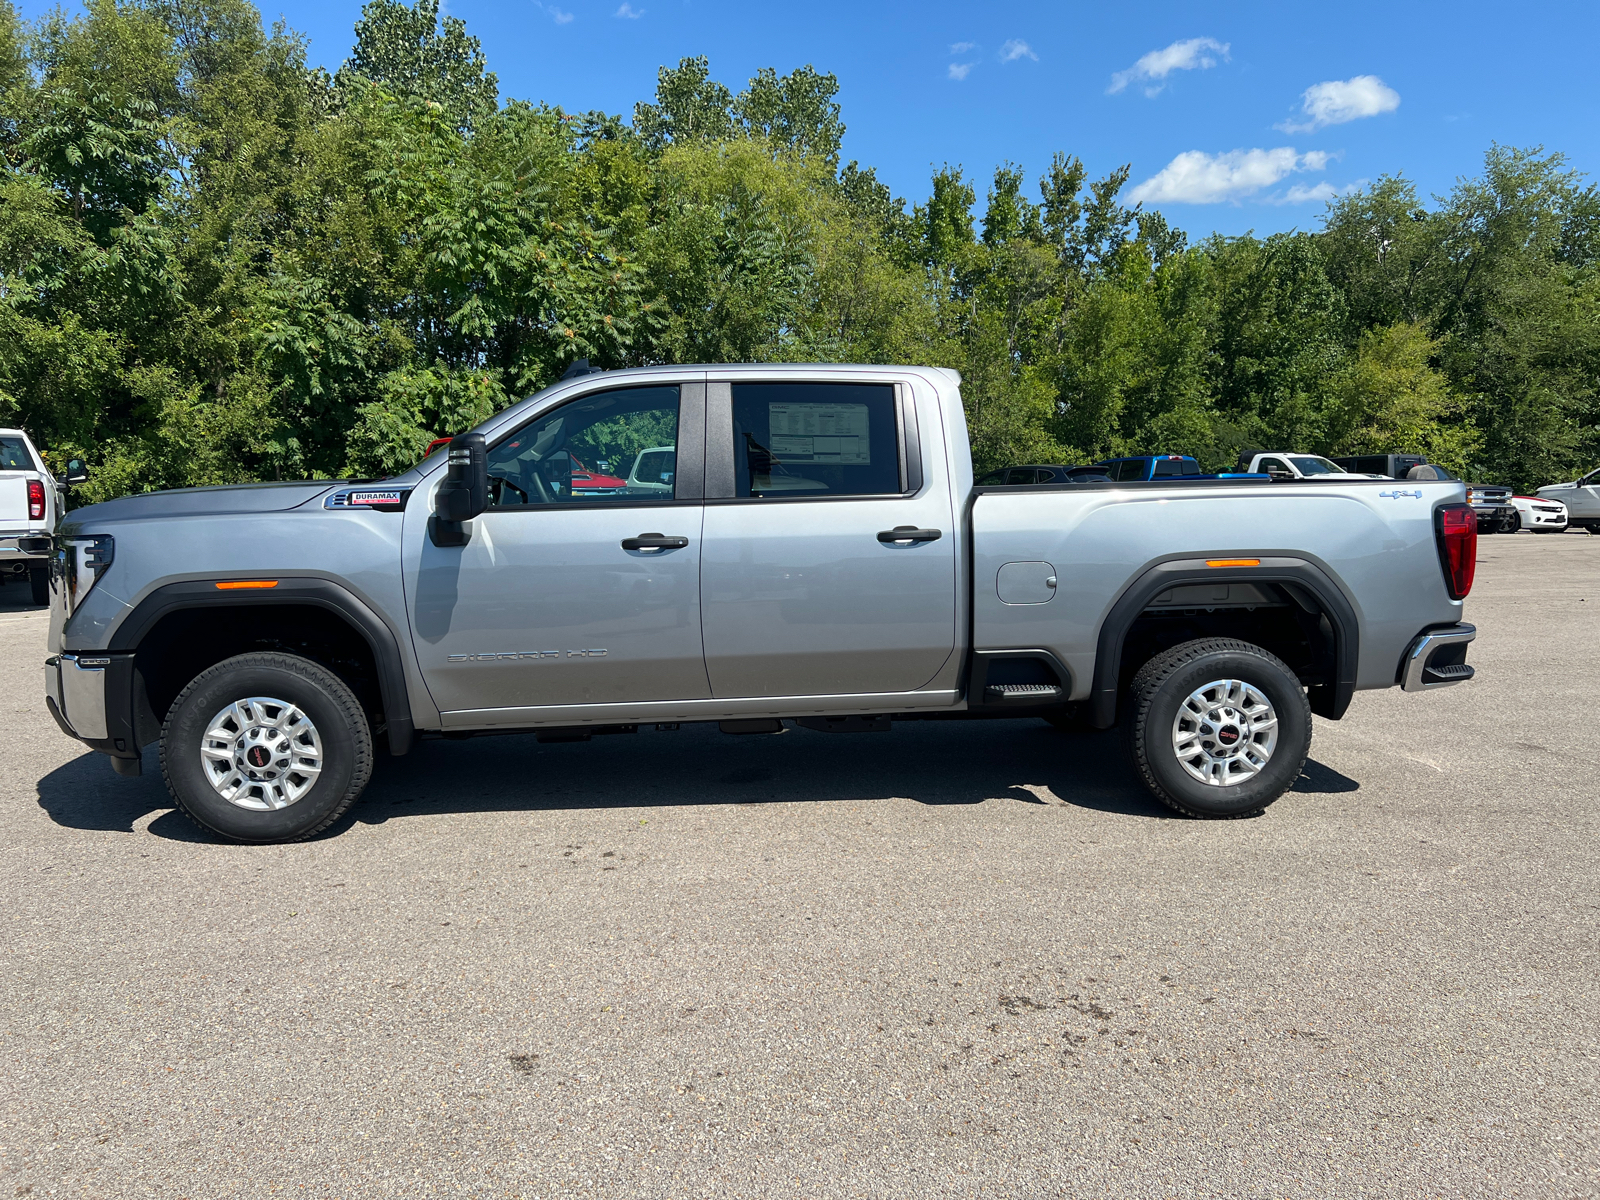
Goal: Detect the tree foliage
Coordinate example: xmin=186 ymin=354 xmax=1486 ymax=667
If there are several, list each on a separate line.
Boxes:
xmin=1 ymin=0 xmax=1596 ymax=499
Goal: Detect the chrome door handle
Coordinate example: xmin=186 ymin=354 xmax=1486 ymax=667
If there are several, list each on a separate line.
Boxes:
xmin=877 ymin=527 xmax=942 ymax=544
xmin=621 ymin=532 xmax=689 ymax=551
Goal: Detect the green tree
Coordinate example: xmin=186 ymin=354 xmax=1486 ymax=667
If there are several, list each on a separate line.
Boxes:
xmin=337 ymin=0 xmax=497 ymax=132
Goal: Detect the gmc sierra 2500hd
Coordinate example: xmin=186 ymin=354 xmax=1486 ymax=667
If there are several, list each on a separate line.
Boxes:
xmin=42 ymin=364 xmax=1479 ymax=842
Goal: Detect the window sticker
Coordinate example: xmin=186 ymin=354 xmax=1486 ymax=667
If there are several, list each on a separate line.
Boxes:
xmin=767 ymin=403 xmax=871 ymax=465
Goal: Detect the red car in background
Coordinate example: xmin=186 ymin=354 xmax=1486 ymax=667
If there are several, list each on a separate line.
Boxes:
xmin=568 ymin=459 xmax=627 ymax=496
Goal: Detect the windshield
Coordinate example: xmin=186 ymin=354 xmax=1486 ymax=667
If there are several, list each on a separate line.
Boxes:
xmin=0 ymin=437 xmax=34 ymax=470
xmin=1289 ymin=456 xmax=1343 ymax=476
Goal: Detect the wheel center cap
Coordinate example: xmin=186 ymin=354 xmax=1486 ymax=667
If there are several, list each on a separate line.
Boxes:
xmin=245 ymin=745 xmax=272 ymax=769
xmin=1217 ymin=724 xmax=1241 ymax=747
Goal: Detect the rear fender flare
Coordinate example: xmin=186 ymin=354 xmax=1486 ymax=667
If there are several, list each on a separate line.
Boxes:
xmin=1088 ymin=556 xmax=1359 ymax=729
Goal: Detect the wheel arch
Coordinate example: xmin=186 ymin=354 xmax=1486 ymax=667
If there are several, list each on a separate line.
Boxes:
xmin=108 ymin=578 xmax=414 ymax=756
xmin=1088 ymin=556 xmax=1359 ymax=730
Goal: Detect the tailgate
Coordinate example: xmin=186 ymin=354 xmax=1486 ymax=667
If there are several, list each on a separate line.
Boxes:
xmin=0 ymin=476 xmax=29 ymax=525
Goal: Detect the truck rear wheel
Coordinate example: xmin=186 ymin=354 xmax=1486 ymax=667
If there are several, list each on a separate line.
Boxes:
xmin=159 ymin=652 xmax=373 ymax=842
xmin=1125 ymin=638 xmax=1310 ymax=819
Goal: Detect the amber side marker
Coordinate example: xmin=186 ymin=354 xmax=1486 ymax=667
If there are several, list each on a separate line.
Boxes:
xmin=1205 ymin=558 xmax=1261 ymax=568
xmin=215 ymin=580 xmax=279 ymax=590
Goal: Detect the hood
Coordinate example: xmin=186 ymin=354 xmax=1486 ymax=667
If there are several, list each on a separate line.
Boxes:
xmin=60 ymin=480 xmax=336 ymax=529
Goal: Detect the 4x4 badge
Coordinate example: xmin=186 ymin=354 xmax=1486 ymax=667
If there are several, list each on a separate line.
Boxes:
xmin=1378 ymin=489 xmax=1423 ymax=499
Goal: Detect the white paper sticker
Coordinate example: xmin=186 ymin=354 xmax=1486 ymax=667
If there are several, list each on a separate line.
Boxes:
xmin=767 ymin=403 xmax=870 ymax=464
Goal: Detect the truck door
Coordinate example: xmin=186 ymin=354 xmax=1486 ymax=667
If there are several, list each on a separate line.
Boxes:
xmin=698 ymin=377 xmax=957 ymax=698
xmin=407 ymin=382 xmax=711 ymax=717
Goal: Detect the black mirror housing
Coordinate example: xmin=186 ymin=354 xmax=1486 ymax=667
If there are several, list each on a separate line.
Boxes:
xmin=431 ymin=433 xmax=487 ymax=546
xmin=64 ymin=458 xmax=88 ymax=486
xmin=434 ymin=433 xmax=487 ymax=522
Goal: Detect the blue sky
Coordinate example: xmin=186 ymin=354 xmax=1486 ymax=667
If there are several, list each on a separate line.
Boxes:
xmin=24 ymin=0 xmax=1600 ymax=238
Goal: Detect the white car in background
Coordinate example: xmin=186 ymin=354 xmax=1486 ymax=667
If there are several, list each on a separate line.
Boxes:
xmin=1537 ymin=467 xmax=1600 ymax=532
xmin=625 ymin=445 xmax=677 ymax=496
xmin=1510 ymin=494 xmax=1569 ymax=533
xmin=0 ymin=428 xmax=80 ymax=603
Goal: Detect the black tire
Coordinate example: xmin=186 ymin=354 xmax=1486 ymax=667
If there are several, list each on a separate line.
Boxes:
xmin=1125 ymin=638 xmax=1311 ymax=819
xmin=159 ymin=652 xmax=373 ymax=843
xmin=29 ymin=566 xmax=48 ymax=605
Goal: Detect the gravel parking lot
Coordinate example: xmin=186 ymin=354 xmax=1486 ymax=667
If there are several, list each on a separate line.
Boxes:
xmin=1 ymin=534 xmax=1596 ymax=1199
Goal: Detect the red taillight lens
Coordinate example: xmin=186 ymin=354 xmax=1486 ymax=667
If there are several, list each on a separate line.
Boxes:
xmin=1436 ymin=504 xmax=1477 ymax=599
xmin=26 ymin=479 xmax=44 ymax=521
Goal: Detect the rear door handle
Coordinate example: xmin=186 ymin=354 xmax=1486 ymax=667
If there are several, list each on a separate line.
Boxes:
xmin=877 ymin=526 xmax=942 ymax=544
xmin=621 ymin=532 xmax=689 ymax=551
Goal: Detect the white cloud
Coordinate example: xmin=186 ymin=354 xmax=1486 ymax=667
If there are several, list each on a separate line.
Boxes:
xmin=948 ymin=61 xmax=975 ymax=81
xmin=1128 ymin=146 xmax=1331 ymax=205
xmin=949 ymin=41 xmax=976 ymax=54
xmin=1269 ymin=178 xmax=1368 ymax=205
xmin=1000 ymin=39 xmax=1037 ymax=63
xmin=615 ymin=2 xmax=643 ymax=15
xmin=1276 ymin=75 xmax=1400 ymax=132
xmin=538 ymin=2 xmax=574 ymax=23
xmin=1109 ymin=37 xmax=1229 ymax=96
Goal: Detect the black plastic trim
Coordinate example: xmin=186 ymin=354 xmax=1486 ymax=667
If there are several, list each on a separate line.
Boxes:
xmin=966 ymin=648 xmax=1074 ymax=711
xmin=1088 ymin=558 xmax=1359 ymax=729
xmin=106 ymin=577 xmax=416 ymax=755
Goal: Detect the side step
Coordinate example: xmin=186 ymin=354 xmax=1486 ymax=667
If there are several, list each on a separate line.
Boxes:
xmin=1422 ymin=663 xmax=1475 ymax=685
xmin=984 ymin=683 xmax=1064 ymax=704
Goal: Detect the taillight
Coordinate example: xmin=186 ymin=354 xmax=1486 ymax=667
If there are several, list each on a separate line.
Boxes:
xmin=1435 ymin=504 xmax=1477 ymax=599
xmin=26 ymin=479 xmax=44 ymax=521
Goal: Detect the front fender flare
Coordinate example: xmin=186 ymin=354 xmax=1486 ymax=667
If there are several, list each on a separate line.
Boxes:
xmin=107 ymin=577 xmax=415 ymax=755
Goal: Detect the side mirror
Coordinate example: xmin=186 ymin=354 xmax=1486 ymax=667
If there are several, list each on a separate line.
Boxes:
xmin=430 ymin=432 xmax=487 ymax=547
xmin=64 ymin=458 xmax=88 ymax=486
xmin=1266 ymin=467 xmax=1292 ymax=481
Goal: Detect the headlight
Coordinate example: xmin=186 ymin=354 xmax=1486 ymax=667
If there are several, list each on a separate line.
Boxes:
xmin=55 ymin=535 xmax=114 ymax=616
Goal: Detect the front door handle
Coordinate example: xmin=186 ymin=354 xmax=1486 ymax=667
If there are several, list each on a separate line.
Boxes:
xmin=621 ymin=532 xmax=689 ymax=551
xmin=877 ymin=526 xmax=942 ymax=544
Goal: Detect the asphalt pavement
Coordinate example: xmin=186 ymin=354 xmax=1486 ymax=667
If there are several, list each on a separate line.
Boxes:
xmin=1 ymin=533 xmax=1596 ymax=1199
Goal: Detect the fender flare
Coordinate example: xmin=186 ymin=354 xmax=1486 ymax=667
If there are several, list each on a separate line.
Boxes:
xmin=107 ymin=577 xmax=415 ymax=755
xmin=1087 ymin=556 xmax=1359 ymax=729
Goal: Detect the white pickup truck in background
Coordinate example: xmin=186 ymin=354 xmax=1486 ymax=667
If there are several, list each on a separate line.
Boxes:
xmin=0 ymin=428 xmax=67 ymax=604
xmin=1235 ymin=452 xmax=1381 ymax=481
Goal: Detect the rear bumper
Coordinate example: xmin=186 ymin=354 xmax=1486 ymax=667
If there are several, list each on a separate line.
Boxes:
xmin=1400 ymin=623 xmax=1477 ymax=692
xmin=0 ymin=531 xmax=52 ymax=565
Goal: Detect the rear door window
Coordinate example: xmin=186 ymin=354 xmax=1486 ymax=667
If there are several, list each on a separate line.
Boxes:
xmin=0 ymin=437 xmax=34 ymax=470
xmin=731 ymin=382 xmax=902 ymax=498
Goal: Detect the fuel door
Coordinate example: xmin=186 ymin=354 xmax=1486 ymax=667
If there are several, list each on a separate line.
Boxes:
xmin=997 ymin=561 xmax=1057 ymax=605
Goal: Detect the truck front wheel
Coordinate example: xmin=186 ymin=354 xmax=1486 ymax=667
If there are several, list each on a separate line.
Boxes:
xmin=1125 ymin=638 xmax=1310 ymax=819
xmin=159 ymin=652 xmax=373 ymax=842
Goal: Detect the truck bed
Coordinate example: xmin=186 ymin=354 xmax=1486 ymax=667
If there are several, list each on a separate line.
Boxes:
xmin=970 ymin=478 xmax=1467 ymax=702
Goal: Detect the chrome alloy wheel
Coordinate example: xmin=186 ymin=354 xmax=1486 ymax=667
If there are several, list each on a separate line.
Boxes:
xmin=200 ymin=697 xmax=324 ymax=810
xmin=1171 ymin=678 xmax=1278 ymax=787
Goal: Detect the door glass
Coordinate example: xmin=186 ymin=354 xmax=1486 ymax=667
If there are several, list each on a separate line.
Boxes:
xmin=486 ymin=386 xmax=680 ymax=506
xmin=731 ymin=382 xmax=901 ymax=498
xmin=1116 ymin=460 xmax=1145 ymax=481
xmin=975 ymin=470 xmax=1005 ymax=486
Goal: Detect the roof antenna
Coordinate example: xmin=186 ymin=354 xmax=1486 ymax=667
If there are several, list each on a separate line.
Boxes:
xmin=561 ymin=358 xmax=604 ymax=381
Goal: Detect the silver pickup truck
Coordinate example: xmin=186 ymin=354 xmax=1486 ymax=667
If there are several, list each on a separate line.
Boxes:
xmin=42 ymin=364 xmax=1479 ymax=842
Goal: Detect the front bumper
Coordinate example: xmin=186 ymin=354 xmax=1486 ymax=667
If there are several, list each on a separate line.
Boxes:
xmin=1471 ymin=504 xmax=1518 ymax=533
xmin=43 ymin=653 xmax=143 ymax=776
xmin=1400 ymin=623 xmax=1477 ymax=692
xmin=44 ymin=653 xmax=110 ymax=739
